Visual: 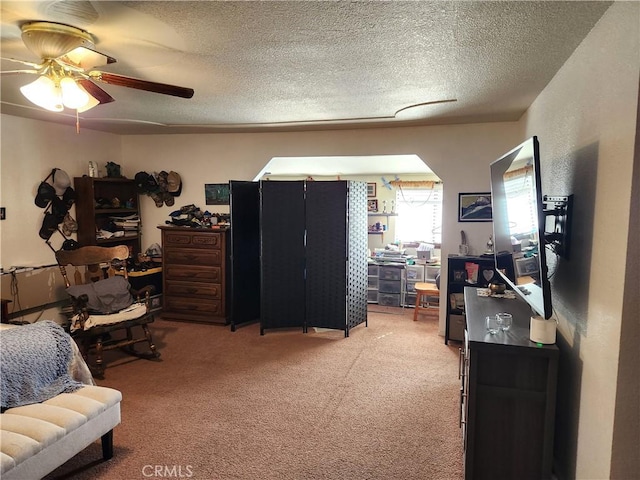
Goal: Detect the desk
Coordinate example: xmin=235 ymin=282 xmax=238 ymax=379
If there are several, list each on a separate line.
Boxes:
xmin=115 ymin=267 xmax=162 ymax=294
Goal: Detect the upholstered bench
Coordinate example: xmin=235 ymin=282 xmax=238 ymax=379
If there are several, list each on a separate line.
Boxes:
xmin=0 ymin=385 xmax=122 ymax=480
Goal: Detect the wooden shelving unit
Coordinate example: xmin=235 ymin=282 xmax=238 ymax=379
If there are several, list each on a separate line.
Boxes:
xmin=74 ymin=177 xmax=141 ymax=256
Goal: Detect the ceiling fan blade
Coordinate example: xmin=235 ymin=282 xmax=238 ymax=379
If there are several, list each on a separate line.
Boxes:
xmin=1 ymin=56 xmax=44 ymax=69
xmin=77 ymin=79 xmax=115 ymax=105
xmin=89 ymin=71 xmax=194 ymax=99
xmin=57 ymin=46 xmax=116 ymax=70
xmin=0 ymin=69 xmax=38 ymax=76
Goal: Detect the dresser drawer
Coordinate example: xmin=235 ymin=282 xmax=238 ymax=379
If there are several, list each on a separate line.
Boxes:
xmin=165 ymin=248 xmax=221 ymax=266
xmin=164 ymin=231 xmax=222 ymax=249
xmin=165 ymin=297 xmax=223 ymax=316
xmin=166 ymin=280 xmax=221 ymax=299
xmin=159 ymin=226 xmax=228 ymax=322
xmin=164 ymin=265 xmax=221 ymax=282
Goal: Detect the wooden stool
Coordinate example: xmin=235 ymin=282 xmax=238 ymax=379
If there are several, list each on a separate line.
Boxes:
xmin=414 ymin=282 xmax=439 ymax=321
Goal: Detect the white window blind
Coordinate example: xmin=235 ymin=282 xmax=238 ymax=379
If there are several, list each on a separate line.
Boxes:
xmin=504 ymin=166 xmax=536 ymax=237
xmin=395 ymin=184 xmax=442 ymax=244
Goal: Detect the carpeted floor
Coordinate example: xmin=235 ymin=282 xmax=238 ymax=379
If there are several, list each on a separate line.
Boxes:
xmin=45 ymin=306 xmax=463 ymax=480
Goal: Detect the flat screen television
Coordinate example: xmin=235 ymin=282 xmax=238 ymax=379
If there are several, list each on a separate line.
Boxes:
xmin=490 ymin=136 xmax=552 ymax=319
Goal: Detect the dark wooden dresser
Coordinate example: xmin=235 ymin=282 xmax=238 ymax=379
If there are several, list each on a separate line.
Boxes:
xmin=159 ymin=226 xmax=229 ymax=324
xmin=461 ymin=287 xmax=558 ymax=479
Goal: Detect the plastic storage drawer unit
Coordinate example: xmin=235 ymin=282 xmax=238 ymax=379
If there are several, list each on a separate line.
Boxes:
xmin=378 ymin=280 xmax=401 ymax=293
xmin=379 ymin=265 xmax=403 ymax=281
xmin=367 ymin=289 xmax=379 ymax=303
xmin=378 ymin=292 xmax=401 ymax=307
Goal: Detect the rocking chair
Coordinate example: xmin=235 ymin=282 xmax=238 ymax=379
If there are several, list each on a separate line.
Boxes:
xmin=56 ymin=245 xmax=161 ymax=378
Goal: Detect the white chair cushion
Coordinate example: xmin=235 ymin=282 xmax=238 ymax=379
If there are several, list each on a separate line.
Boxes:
xmin=73 ymin=302 xmax=147 ymax=331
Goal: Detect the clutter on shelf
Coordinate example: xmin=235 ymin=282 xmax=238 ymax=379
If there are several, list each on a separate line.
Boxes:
xmin=165 ymin=204 xmax=230 ymax=228
xmin=94 ymin=213 xmax=140 ymax=241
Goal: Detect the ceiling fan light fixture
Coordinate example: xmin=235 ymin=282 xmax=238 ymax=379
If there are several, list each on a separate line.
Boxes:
xmin=20 ymin=76 xmax=63 ymax=112
xmin=60 ymin=77 xmax=89 ymax=109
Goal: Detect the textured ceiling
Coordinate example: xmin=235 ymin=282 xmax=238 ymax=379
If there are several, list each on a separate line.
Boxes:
xmin=0 ymin=1 xmax=612 ymax=135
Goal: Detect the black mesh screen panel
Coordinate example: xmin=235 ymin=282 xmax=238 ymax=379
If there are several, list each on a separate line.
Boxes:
xmin=229 ymin=181 xmax=261 ymax=329
xmin=305 ymin=181 xmax=348 ymax=330
xmin=346 ymin=181 xmax=368 ymax=334
xmin=260 ymin=181 xmax=306 ymax=330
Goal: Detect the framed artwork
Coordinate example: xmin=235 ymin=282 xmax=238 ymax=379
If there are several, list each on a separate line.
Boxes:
xmin=453 ymin=270 xmax=466 ymax=283
xmin=458 ymin=192 xmax=492 ymax=222
xmin=367 ymin=182 xmax=376 ymax=197
xmin=367 ymin=199 xmax=378 ymax=212
xmin=205 ymin=183 xmax=230 ymax=205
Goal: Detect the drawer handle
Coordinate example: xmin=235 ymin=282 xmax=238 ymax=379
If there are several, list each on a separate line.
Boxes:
xmin=459 ymin=389 xmax=467 ymax=428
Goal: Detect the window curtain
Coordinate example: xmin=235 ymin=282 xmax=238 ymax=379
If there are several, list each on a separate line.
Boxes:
xmin=395 ymin=183 xmax=442 ymax=245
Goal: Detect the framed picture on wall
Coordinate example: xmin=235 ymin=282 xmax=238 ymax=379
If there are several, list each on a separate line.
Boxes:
xmin=367 ymin=199 xmax=378 ymax=212
xmin=458 ymin=192 xmax=492 ymax=222
xmin=205 ymin=183 xmax=230 ymax=205
xmin=367 ymin=183 xmax=376 ymax=197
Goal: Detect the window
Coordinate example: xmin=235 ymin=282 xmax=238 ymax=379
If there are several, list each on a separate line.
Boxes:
xmin=504 ymin=166 xmax=536 ymax=238
xmin=395 ymin=183 xmax=442 ymax=245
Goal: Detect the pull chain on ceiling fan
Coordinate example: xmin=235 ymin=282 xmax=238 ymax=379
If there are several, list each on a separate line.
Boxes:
xmin=1 ymin=21 xmax=194 ymax=116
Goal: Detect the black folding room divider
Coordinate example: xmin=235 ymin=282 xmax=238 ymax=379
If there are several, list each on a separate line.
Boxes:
xmin=229 ymin=181 xmax=261 ymax=331
xmin=304 ymin=181 xmax=368 ymax=335
xmin=260 ymin=180 xmax=367 ymax=336
xmin=260 ymin=181 xmax=307 ymax=333
xmin=229 ymin=179 xmax=368 ymax=336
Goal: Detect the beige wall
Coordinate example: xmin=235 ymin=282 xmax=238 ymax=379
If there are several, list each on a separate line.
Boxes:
xmin=121 ymin=124 xmax=522 ymax=263
xmin=0 ymin=116 xmax=122 ymax=322
xmin=520 ymin=2 xmax=639 ymax=479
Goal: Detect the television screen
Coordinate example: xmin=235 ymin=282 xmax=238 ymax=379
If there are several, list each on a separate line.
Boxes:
xmin=490 ymin=136 xmax=552 ymax=319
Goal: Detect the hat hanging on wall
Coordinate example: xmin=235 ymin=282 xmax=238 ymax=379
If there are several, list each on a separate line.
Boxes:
xmin=35 ymin=168 xmax=56 ymax=208
xmin=35 ymin=181 xmax=55 ymax=208
xmin=61 ymin=239 xmax=80 ymax=251
xmin=35 ymin=168 xmax=77 ymax=251
xmin=61 ymin=213 xmax=78 ymax=237
xmin=135 ymin=170 xmax=181 ymax=208
xmin=167 ymin=171 xmax=182 ymax=196
xmin=52 ymin=169 xmax=71 ymax=196
xmin=39 ymin=212 xmax=59 ymax=240
xmin=61 ymin=186 xmax=76 ymax=210
xmin=35 ymin=168 xmax=76 ymax=208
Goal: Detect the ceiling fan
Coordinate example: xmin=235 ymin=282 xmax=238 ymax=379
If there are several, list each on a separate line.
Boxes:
xmin=1 ymin=21 xmax=194 ymax=114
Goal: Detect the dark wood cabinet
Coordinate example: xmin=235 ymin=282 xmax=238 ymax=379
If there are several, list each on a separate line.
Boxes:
xmin=460 ymin=287 xmax=558 ymax=479
xmin=74 ymin=177 xmax=141 ymax=256
xmin=159 ymin=226 xmax=229 ymax=324
xmin=446 ymin=254 xmax=514 ymax=344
